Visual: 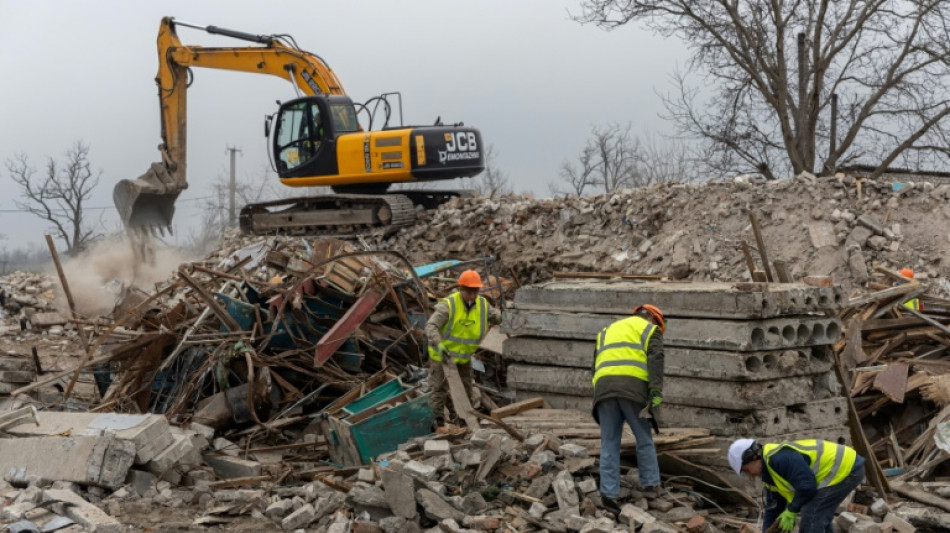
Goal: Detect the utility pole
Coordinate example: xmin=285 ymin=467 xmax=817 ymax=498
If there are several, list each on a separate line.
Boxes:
xmin=226 ymin=146 xmax=242 ymax=227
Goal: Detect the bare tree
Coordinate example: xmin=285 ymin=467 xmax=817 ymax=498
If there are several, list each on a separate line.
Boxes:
xmin=6 ymin=142 xmax=101 ymax=256
xmin=592 ymin=123 xmax=640 ymax=193
xmin=636 ymin=132 xmax=700 ymax=185
xmin=555 ymin=144 xmax=599 ymax=197
xmin=576 ymin=1 xmax=950 ymax=179
xmin=469 ymin=145 xmax=511 ymax=198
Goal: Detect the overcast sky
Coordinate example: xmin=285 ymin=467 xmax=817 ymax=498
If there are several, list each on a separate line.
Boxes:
xmin=0 ymin=0 xmax=688 ymax=250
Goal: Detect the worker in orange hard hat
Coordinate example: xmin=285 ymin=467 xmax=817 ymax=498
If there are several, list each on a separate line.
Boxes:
xmin=425 ymin=269 xmax=502 ymax=429
xmin=899 ymin=268 xmax=921 ymax=311
xmin=593 ymin=304 xmax=667 ymax=515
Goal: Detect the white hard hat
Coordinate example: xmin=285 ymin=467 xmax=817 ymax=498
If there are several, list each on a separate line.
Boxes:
xmin=728 ymin=438 xmax=756 ymax=475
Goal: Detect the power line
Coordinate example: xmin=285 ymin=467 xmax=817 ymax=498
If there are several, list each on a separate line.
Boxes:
xmin=0 ymin=195 xmax=218 ymax=213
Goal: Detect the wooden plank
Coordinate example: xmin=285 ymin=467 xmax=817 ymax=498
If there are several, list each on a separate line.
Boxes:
xmin=748 ymin=211 xmax=774 ymax=282
xmin=491 ymin=397 xmax=544 ymax=419
xmin=890 ymin=481 xmax=950 ymax=512
xmin=772 ymin=260 xmax=791 ymax=283
xmin=552 ymin=271 xmax=664 ymax=280
xmin=478 ymin=326 xmax=506 ymax=355
xmin=443 ymin=361 xmax=479 ymax=430
xmin=472 ymin=411 xmax=523 ymax=441
xmin=740 ymin=240 xmax=757 ymax=279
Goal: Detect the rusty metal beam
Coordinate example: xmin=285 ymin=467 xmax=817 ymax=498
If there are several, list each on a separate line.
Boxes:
xmin=314 ymin=286 xmax=386 ymax=367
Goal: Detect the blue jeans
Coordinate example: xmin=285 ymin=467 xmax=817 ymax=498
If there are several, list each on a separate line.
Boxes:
xmin=798 ymin=466 xmax=865 ymax=533
xmin=596 ymin=397 xmax=661 ymax=498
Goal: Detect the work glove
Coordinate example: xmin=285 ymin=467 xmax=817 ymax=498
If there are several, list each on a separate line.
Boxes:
xmin=777 ymin=509 xmax=797 ymax=532
xmin=649 ymin=388 xmax=663 ymax=408
xmin=438 ymin=344 xmax=450 ymax=363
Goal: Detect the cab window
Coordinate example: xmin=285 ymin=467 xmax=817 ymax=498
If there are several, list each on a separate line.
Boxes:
xmin=275 ymin=100 xmax=321 ymax=171
xmin=330 ymin=103 xmax=360 ymax=133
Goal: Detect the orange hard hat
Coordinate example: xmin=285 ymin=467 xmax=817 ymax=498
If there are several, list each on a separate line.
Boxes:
xmin=900 ymin=268 xmax=914 ymax=279
xmin=633 ymin=304 xmax=665 ymax=333
xmin=458 ymin=270 xmax=483 ymax=288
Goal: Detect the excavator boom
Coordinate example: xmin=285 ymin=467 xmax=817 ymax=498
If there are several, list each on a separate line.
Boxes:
xmin=115 ymin=17 xmax=483 ymax=234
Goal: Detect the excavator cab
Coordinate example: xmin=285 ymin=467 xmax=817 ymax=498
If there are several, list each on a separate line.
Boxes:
xmin=273 ymin=95 xmax=359 ymax=180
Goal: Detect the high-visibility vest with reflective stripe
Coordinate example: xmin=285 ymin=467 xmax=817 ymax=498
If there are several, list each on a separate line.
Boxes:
xmin=592 ymin=316 xmax=655 ymax=387
xmin=428 ymin=292 xmax=487 ymax=364
xmin=762 ymin=440 xmax=858 ymax=502
xmin=903 ymin=298 xmax=920 ymax=311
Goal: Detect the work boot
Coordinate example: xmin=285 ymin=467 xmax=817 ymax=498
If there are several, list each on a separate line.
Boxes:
xmin=642 ymin=486 xmax=664 ymax=500
xmin=601 ymin=495 xmax=622 ymax=515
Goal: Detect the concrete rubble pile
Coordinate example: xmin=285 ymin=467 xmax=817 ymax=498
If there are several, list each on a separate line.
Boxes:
xmin=501 ymin=279 xmax=852 ymax=471
xmin=0 ymin=271 xmax=79 ymax=405
xmin=3 ymin=406 xmax=950 ymax=532
xmin=378 ymin=172 xmax=950 ymax=291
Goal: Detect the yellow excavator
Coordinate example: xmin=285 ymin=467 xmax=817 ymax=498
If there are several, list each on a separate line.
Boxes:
xmin=114 ymin=17 xmax=485 ymax=235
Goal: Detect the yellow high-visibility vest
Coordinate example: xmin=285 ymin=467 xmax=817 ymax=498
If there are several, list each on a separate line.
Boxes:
xmin=903 ymin=298 xmax=920 ymax=311
xmin=763 ymin=440 xmax=858 ymax=502
xmin=592 ymin=316 xmax=655 ymax=387
xmin=428 ymin=291 xmax=487 ymax=364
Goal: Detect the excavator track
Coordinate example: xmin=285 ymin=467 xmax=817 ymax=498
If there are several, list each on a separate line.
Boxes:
xmin=239 ymin=193 xmax=417 ymax=236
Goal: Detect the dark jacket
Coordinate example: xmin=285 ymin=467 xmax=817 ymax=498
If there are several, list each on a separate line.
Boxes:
xmin=591 ymin=329 xmax=664 ymax=423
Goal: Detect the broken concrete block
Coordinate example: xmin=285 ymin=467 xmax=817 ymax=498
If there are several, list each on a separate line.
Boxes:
xmin=882 ymin=512 xmax=915 ymax=533
xmin=380 ymin=467 xmax=416 ymax=519
xmin=416 ymin=488 xmax=464 ymax=522
xmin=460 ymin=491 xmax=487 ymax=514
xmin=30 ymin=312 xmax=68 ymax=328
xmin=577 ymin=477 xmax=598 ymax=493
xmin=648 ymin=498 xmax=674 ymax=512
xmin=453 ymin=448 xmax=482 ymax=467
xmin=7 ymin=412 xmax=173 ymax=465
xmin=423 ymin=439 xmax=451 ymax=457
xmin=836 ymin=512 xmax=860 ymax=531
xmin=621 ymin=503 xmax=656 ymax=526
xmin=146 ymin=433 xmax=195 ymax=474
xmin=348 ymin=484 xmax=389 ymax=509
xmin=870 ymin=498 xmax=889 ymax=518
xmin=528 ymin=501 xmax=547 ymax=519
xmin=43 ymin=488 xmax=123 ymax=533
xmin=1 ymin=435 xmax=134 ymax=488
xmin=564 ymin=515 xmax=592 ymax=531
xmin=282 ymin=503 xmax=316 ymax=531
xmin=579 ymin=517 xmax=616 ymax=533
xmin=552 ymin=470 xmax=579 ymax=510
xmin=356 ymin=468 xmax=375 ymax=484
xmin=213 ymin=437 xmax=240 ymax=456
xmin=125 ymin=469 xmax=157 ymax=496
xmin=265 ymin=498 xmax=295 ymax=519
xmin=525 ymin=475 xmax=553 ymax=499
xmin=202 ymin=454 xmax=262 ymax=479
xmin=403 ymin=460 xmax=438 ymax=482
xmin=558 ymin=443 xmax=588 ymax=458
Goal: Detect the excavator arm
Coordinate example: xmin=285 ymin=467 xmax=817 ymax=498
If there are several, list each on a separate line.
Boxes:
xmin=114 ymin=17 xmax=346 ymax=231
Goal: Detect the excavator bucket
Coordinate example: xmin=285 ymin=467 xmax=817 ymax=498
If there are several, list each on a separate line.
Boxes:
xmin=113 ymin=163 xmax=184 ymax=232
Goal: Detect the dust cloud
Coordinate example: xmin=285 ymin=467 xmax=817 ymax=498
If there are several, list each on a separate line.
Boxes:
xmin=55 ymin=238 xmax=197 ymax=317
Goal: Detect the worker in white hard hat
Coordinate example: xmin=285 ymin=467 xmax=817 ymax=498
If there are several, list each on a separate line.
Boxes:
xmin=728 ymin=438 xmax=866 ymax=532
